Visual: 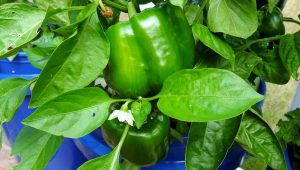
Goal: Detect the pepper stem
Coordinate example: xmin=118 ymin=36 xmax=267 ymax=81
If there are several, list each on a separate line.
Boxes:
xmin=128 ymin=2 xmax=137 ymax=18
xmin=98 ymin=0 xmax=107 ymax=12
xmin=120 ymin=101 xmax=131 ymax=111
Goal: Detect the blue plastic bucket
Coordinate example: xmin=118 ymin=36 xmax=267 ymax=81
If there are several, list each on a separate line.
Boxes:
xmin=1 ymin=52 xmax=87 ymax=170
xmin=74 ymin=79 xmax=268 ymax=169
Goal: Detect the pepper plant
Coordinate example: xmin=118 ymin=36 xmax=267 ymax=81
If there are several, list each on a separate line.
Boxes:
xmin=0 ymin=0 xmax=299 ymax=169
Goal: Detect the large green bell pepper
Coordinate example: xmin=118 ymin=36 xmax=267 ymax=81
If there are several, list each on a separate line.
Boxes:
xmin=104 ymin=3 xmax=195 ymax=98
xmin=101 ymin=112 xmax=170 ymax=167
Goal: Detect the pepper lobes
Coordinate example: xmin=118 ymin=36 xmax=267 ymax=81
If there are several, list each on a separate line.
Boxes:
xmin=104 ymin=3 xmax=195 ymax=98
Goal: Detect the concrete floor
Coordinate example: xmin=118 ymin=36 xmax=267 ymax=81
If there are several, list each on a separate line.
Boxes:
xmin=0 ymin=0 xmax=299 ymax=170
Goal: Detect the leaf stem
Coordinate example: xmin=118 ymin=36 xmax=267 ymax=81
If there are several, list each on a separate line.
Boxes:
xmin=112 ymin=98 xmax=134 ymax=103
xmin=238 ymin=34 xmax=286 ymax=51
xmin=115 ymin=0 xmax=128 ymax=6
xmin=249 ymin=108 xmax=260 ymax=115
xmin=192 ymin=0 xmax=209 ymax=25
xmin=283 ymin=17 xmax=300 ymax=26
xmin=102 ymin=0 xmax=128 ymax=12
xmin=110 ymin=124 xmax=130 ymax=168
xmin=128 ymin=2 xmax=137 ymax=18
xmin=116 ymin=124 xmax=130 ymax=153
xmin=142 ymin=95 xmax=160 ymax=102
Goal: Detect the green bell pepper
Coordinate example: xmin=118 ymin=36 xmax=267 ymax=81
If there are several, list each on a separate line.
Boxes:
xmin=101 ymin=112 xmax=170 ymax=167
xmin=258 ymin=5 xmax=285 ymax=37
xmin=104 ymin=3 xmax=195 ymax=98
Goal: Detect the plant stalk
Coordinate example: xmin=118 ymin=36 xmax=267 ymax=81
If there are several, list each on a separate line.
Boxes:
xmin=192 ymin=0 xmax=209 ymax=25
xmin=238 ymin=34 xmax=286 ymax=51
xmin=128 ymin=1 xmax=137 ymax=18
xmin=102 ymin=0 xmax=128 ymax=12
xmin=283 ymin=17 xmax=300 ymax=26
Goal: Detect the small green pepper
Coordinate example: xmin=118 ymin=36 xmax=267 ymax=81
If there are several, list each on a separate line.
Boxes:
xmin=258 ymin=5 xmax=285 ymax=37
xmin=101 ymin=112 xmax=170 ymax=167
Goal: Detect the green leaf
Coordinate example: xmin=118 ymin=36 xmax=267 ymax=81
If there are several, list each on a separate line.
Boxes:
xmin=233 ymin=51 xmax=262 ymax=79
xmin=207 ymin=0 xmax=258 ymax=38
xmin=276 ymin=108 xmax=300 ymax=148
xmin=12 ymin=126 xmax=63 ymax=170
xmin=23 ymin=31 xmax=64 ymax=69
xmin=78 ymin=125 xmax=130 ymax=170
xmin=23 ymin=88 xmax=113 ymax=138
xmin=279 ymin=32 xmax=300 ymax=79
xmin=77 ymin=152 xmax=120 ymax=170
xmin=194 ymin=46 xmax=261 ymax=80
xmin=157 ymin=69 xmax=264 ymax=122
xmin=170 ymin=128 xmax=184 ymax=143
xmin=35 ymin=0 xmax=72 ymax=26
xmin=78 ymin=146 xmax=121 ymax=170
xmin=31 ymin=31 xmax=64 ymax=48
xmin=184 ymin=4 xmax=199 ymax=25
xmin=0 ymin=3 xmax=46 ymax=58
xmin=236 ymin=111 xmax=287 ymax=170
xmin=186 ymin=116 xmax=242 ymax=170
xmin=23 ymin=47 xmax=51 ymax=69
xmin=0 ymin=78 xmax=31 ymax=123
xmin=193 ymin=24 xmax=235 ymax=66
xmin=54 ymin=2 xmax=98 ymax=35
xmin=253 ymin=42 xmax=290 ymax=84
xmin=268 ymin=0 xmax=279 ymax=11
xmin=169 ymin=0 xmax=187 ymax=8
xmin=29 ymin=13 xmax=109 ymax=108
xmin=131 ymin=100 xmax=151 ymax=129
xmin=240 ymin=155 xmax=267 ymax=170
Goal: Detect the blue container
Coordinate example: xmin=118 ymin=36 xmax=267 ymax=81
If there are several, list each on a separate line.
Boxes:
xmin=74 ymin=79 xmax=268 ymax=169
xmin=1 ymin=52 xmax=87 ymax=170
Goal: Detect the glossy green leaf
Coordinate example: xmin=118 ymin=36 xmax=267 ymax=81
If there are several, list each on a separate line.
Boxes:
xmin=0 ymin=78 xmax=30 ymax=123
xmin=12 ymin=126 xmax=63 ymax=170
xmin=193 ymin=24 xmax=235 ymax=66
xmin=276 ymin=108 xmax=300 ymax=148
xmin=78 ymin=146 xmax=121 ymax=170
xmin=31 ymin=31 xmax=64 ymax=48
xmin=131 ymin=100 xmax=151 ymax=129
xmin=0 ymin=3 xmax=46 ymax=58
xmin=236 ymin=111 xmax=287 ymax=170
xmin=207 ymin=0 xmax=258 ymax=38
xmin=157 ymin=69 xmax=264 ymax=122
xmin=29 ymin=13 xmax=110 ymax=107
xmin=184 ymin=4 xmax=199 ymax=25
xmin=78 ymin=125 xmax=130 ymax=170
xmin=253 ymin=42 xmax=290 ymax=84
xmin=35 ymin=0 xmax=72 ymax=26
xmin=268 ymin=0 xmax=279 ymax=11
xmin=279 ymin=32 xmax=300 ymax=79
xmin=23 ymin=47 xmax=51 ymax=69
xmin=233 ymin=52 xmax=262 ymax=79
xmin=186 ymin=116 xmax=242 ymax=170
xmin=54 ymin=2 xmax=97 ymax=35
xmin=194 ymin=49 xmax=261 ymax=80
xmin=169 ymin=0 xmax=187 ymax=8
xmin=23 ymin=31 xmax=64 ymax=69
xmin=23 ymin=88 xmax=113 ymax=138
xmin=0 ymin=0 xmax=14 ymax=5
